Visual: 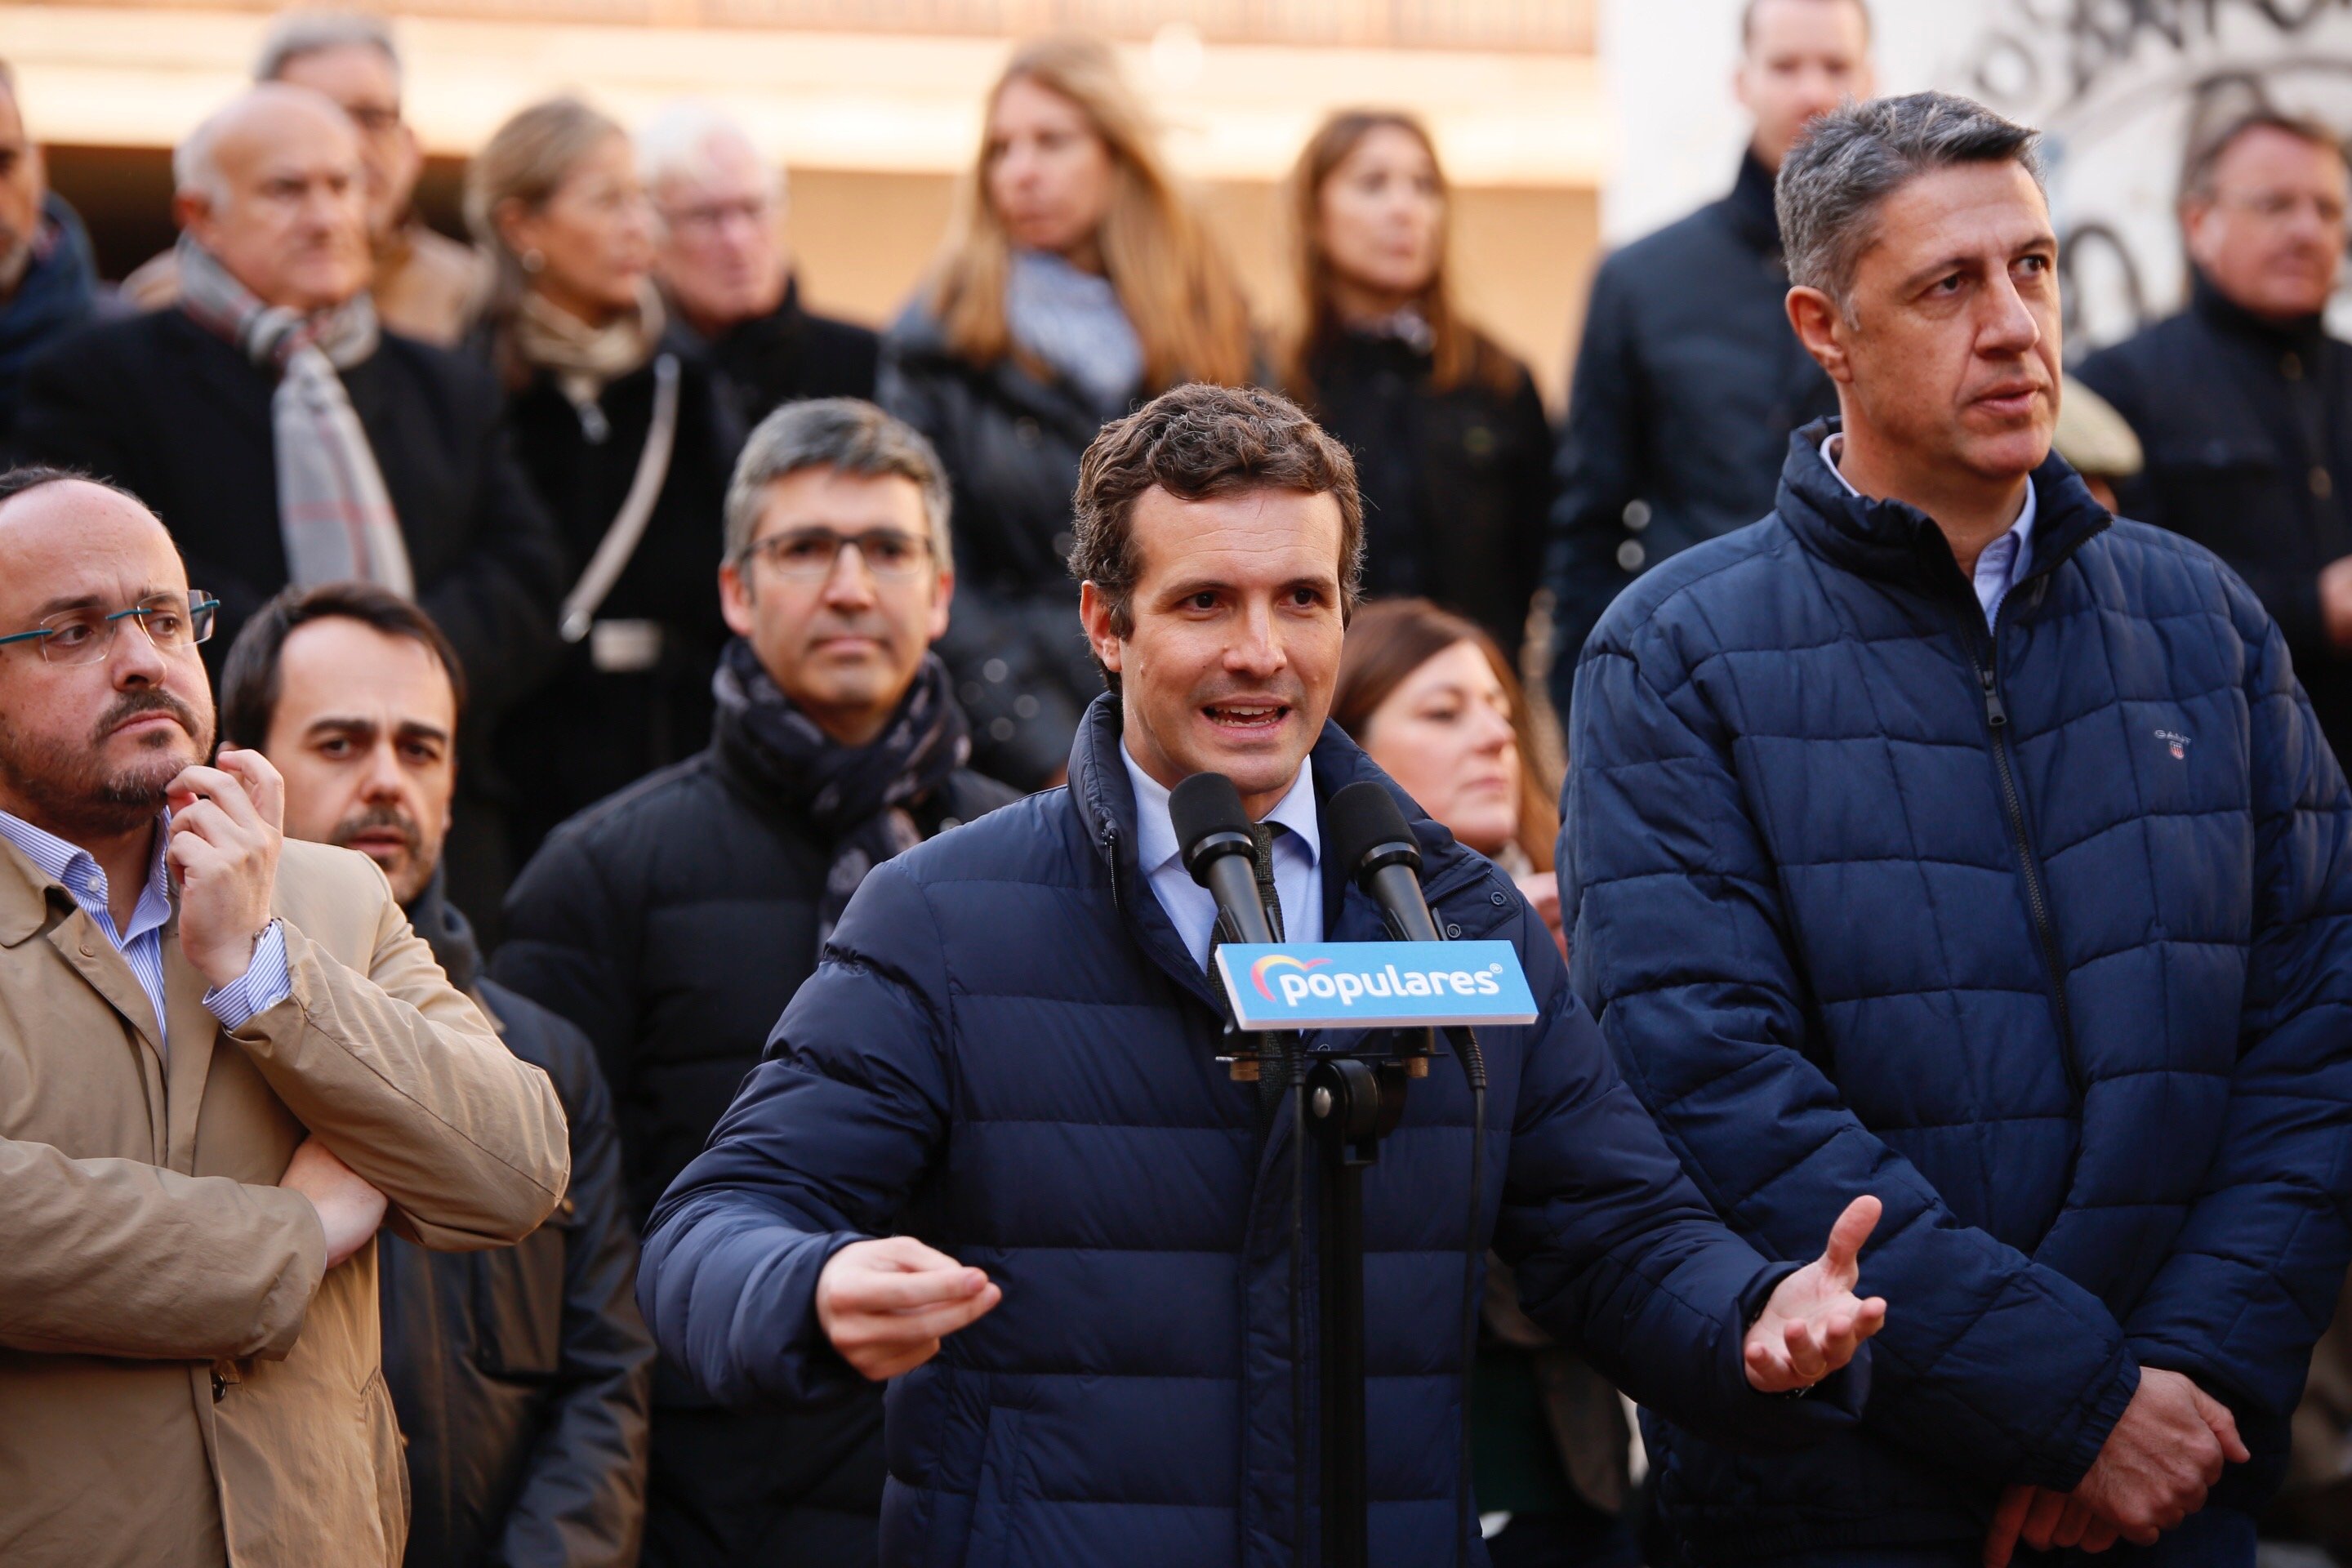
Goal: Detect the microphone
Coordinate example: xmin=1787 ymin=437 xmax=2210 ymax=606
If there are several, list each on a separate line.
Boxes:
xmin=1327 ymin=782 xmax=1441 ymax=943
xmin=1171 ymin=772 xmax=1274 ymax=946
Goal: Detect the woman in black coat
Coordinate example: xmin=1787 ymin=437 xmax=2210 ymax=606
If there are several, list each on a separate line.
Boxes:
xmin=880 ymin=36 xmax=1255 ymax=789
xmin=468 ymin=96 xmax=743 ymax=865
xmin=1283 ymin=110 xmax=1555 ymax=666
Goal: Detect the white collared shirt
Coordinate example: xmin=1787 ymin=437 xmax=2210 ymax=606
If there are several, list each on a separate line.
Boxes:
xmin=1824 ymin=432 xmax=2038 ymax=629
xmin=1120 ymin=744 xmax=1324 ymax=969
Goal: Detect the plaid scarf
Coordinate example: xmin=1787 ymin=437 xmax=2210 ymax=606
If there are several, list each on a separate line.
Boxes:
xmin=712 ymin=638 xmax=971 ymax=959
xmin=176 ymin=237 xmax=413 ymax=596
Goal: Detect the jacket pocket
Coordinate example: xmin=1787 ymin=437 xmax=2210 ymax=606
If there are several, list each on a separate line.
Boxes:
xmin=963 ymin=1405 xmax=1030 ymax=1568
xmin=471 ymin=1214 xmax=568 ymax=1377
xmin=361 ymin=1366 xmax=410 ymax=1566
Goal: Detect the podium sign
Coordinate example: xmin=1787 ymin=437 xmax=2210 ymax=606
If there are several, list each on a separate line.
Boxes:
xmin=1212 ymin=941 xmax=1539 ymax=1032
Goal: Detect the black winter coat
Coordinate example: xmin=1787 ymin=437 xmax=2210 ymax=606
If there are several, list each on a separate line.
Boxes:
xmin=491 ymin=709 xmax=1017 ymax=1566
xmin=383 ymin=883 xmax=655 ymax=1568
xmin=1295 ymin=327 xmax=1553 ymax=658
xmin=1544 ymin=152 xmax=1837 ymax=716
xmin=15 ymin=306 xmax=567 ymax=716
xmin=702 ymin=277 xmax=880 ymax=425
xmin=2077 ymin=275 xmax=2352 ymax=765
xmin=492 ymin=331 xmax=745 ymax=866
xmin=878 ymin=302 xmax=1127 ymax=790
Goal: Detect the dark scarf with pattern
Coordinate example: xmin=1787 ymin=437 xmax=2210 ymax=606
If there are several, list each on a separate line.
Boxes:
xmin=712 ymin=636 xmax=970 ymax=956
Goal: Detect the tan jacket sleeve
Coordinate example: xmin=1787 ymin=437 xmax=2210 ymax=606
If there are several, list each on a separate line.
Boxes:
xmin=225 ymin=867 xmax=571 ymax=1251
xmin=0 ymin=1137 xmax=323 ymax=1359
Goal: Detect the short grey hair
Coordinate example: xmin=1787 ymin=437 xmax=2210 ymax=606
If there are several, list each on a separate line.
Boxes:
xmin=638 ymin=100 xmax=786 ymax=204
xmin=253 ymin=11 xmax=400 ymax=86
xmin=724 ymin=398 xmax=953 ymax=567
xmin=2179 ymin=106 xmax=2346 ymax=206
xmin=1778 ymin=91 xmax=2043 ymax=310
xmin=173 ymin=82 xmax=351 ymax=207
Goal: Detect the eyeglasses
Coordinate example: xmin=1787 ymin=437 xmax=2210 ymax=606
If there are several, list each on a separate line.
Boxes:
xmin=659 ymin=195 xmax=778 ymax=238
xmin=0 ymin=592 xmax=220 ymax=666
xmin=741 ymin=528 xmax=934 ymax=582
xmin=2218 ymin=189 xmax=2350 ymax=228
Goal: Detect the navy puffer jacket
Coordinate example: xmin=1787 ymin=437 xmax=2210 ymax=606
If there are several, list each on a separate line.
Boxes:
xmin=1563 ymin=423 xmax=2352 ymax=1561
xmin=639 ymin=697 xmax=1868 ymax=1567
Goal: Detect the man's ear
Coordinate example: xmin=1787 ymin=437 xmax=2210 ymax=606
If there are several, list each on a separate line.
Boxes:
xmin=1077 ymin=581 xmax=1122 ymax=677
xmin=718 ymin=559 xmax=755 ymax=639
xmin=173 ymin=189 xmax=214 ymax=245
xmin=1786 ymin=284 xmax=1853 ymax=385
xmin=2180 ymin=198 xmax=2221 ymax=275
xmin=927 ymin=566 xmax=955 ymax=645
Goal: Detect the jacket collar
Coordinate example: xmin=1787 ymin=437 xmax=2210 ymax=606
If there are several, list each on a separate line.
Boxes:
xmin=1775 ymin=418 xmax=2111 ymax=610
xmin=1722 ymin=146 xmax=1784 ymax=257
xmin=0 ymin=830 xmax=62 ymax=947
xmin=405 ymin=866 xmax=480 ymax=991
xmin=2190 ymin=266 xmax=2328 ymax=354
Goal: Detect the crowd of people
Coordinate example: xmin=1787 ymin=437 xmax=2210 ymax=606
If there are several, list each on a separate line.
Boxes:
xmin=2 ymin=0 xmax=2352 ymax=1562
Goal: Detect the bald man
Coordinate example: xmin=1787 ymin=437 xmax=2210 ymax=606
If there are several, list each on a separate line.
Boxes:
xmin=15 ymin=83 xmax=564 ymax=929
xmin=0 ymin=467 xmax=569 ymax=1566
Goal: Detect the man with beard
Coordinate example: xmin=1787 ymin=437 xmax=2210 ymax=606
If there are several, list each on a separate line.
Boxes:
xmin=0 ymin=60 xmax=94 ymax=444
xmin=492 ymin=398 xmax=1015 ymax=1567
xmin=217 ymin=581 xmax=653 ymax=1568
xmin=0 ymin=468 xmax=568 ymax=1566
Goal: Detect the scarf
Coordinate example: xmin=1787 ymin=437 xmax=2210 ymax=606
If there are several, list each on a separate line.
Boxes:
xmin=712 ymin=637 xmax=971 ymax=957
xmin=176 ymin=235 xmax=413 ymax=596
xmin=1006 ymin=248 xmax=1143 ymax=415
xmin=514 ymin=279 xmax=666 ymax=414
xmin=0 ymin=196 xmax=95 ymax=431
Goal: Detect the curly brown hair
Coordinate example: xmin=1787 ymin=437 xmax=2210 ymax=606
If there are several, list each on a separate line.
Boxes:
xmin=1069 ymin=383 xmax=1363 ymax=693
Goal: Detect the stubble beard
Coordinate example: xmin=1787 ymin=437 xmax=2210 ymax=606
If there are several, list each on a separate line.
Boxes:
xmin=0 ymin=689 xmax=211 ymax=840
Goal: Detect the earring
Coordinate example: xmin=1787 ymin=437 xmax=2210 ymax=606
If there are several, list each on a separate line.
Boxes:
xmin=520 ymin=249 xmax=545 ymax=274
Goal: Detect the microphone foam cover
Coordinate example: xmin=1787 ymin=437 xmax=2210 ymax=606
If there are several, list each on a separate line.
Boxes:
xmin=1328 ymin=780 xmax=1419 ymax=878
xmin=1169 ymin=771 xmax=1254 ymax=862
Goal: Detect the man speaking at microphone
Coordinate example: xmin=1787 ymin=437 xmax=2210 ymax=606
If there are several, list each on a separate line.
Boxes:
xmin=637 ymin=383 xmax=1889 ymax=1567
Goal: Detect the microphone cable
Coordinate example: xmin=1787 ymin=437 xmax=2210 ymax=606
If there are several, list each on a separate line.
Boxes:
xmin=1450 ymin=1024 xmax=1488 ymax=1568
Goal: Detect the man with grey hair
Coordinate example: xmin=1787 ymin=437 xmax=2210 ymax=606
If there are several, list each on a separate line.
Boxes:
xmin=494 ymin=397 xmax=1012 ymax=1568
xmin=1563 ymin=90 xmax=2352 ymax=1566
xmin=122 ymin=10 xmax=483 ymax=345
xmin=640 ymin=102 xmax=878 ymax=423
xmin=16 ymin=82 xmax=564 ymax=929
xmin=0 ymin=60 xmax=94 ymax=443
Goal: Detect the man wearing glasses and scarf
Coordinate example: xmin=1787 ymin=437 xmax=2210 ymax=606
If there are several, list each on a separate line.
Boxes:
xmin=493 ymin=397 xmax=1015 ymax=1568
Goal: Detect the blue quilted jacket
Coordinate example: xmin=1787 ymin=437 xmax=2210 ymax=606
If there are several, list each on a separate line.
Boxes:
xmin=1562 ymin=422 xmax=2352 ymax=1561
xmin=639 ymin=697 xmax=1867 ymax=1567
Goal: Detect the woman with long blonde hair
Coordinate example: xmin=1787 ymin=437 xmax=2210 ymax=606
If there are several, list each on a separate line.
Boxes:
xmin=880 ymin=34 xmax=1257 ymax=788
xmin=1283 ymin=110 xmax=1554 ymax=666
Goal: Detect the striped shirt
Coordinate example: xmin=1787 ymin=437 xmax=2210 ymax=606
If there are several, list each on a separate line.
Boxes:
xmin=0 ymin=808 xmax=292 ymax=1059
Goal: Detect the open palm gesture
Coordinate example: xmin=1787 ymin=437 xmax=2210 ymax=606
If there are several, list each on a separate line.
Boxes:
xmin=1744 ymin=1195 xmax=1887 ymax=1393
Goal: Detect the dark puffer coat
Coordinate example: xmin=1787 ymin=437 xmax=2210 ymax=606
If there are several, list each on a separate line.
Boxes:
xmin=1544 ymin=152 xmax=1838 ymax=715
xmin=635 ymin=698 xmax=1869 ymax=1568
xmin=490 ymin=713 xmax=1017 ymax=1566
xmin=1561 ymin=423 xmax=2352 ymax=1561
xmin=877 ymin=303 xmax=1129 ymax=791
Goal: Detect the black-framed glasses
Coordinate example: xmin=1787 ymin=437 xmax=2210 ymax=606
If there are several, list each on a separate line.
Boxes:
xmin=741 ymin=528 xmax=934 ymax=582
xmin=0 ymin=592 xmax=220 ymax=666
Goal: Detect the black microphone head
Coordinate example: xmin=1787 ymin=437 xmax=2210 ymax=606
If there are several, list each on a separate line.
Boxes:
xmin=1329 ymin=780 xmax=1423 ymax=881
xmin=1171 ymin=772 xmax=1258 ymax=883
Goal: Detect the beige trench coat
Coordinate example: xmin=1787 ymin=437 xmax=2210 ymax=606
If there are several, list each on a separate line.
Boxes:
xmin=0 ymin=835 xmax=571 ymax=1567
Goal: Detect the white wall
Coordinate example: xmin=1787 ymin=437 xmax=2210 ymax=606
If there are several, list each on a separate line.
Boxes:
xmin=1601 ymin=0 xmax=2352 ymax=350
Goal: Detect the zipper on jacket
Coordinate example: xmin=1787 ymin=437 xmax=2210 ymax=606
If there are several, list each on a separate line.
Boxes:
xmin=1100 ymin=820 xmax=1124 ymax=919
xmin=1972 ymin=630 xmax=2085 ymax=1105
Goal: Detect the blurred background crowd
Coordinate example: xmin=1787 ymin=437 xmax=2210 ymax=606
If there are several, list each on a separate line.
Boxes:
xmin=0 ymin=0 xmax=2347 ymax=1563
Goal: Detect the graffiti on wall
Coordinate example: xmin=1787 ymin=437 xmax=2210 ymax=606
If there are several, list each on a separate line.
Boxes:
xmin=1951 ymin=0 xmax=2352 ymax=353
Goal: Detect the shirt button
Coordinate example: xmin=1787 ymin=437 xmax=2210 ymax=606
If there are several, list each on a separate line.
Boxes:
xmin=2284 ymin=352 xmax=2305 ymax=381
xmin=1616 ymin=540 xmax=1646 ymax=572
xmin=1445 ymin=923 xmax=1463 ymax=939
xmin=2315 ymin=467 xmax=2336 ymax=501
xmin=1490 ymin=890 xmax=1509 ymax=906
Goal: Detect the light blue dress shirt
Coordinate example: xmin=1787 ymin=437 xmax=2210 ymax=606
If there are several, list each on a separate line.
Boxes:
xmin=1824 ymin=432 xmax=2037 ymax=629
xmin=0 ymin=807 xmax=292 ymax=1059
xmin=1120 ymin=745 xmax=1323 ymax=969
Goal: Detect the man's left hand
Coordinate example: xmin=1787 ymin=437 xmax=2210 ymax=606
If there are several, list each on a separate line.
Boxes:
xmin=167 ymin=746 xmax=285 ymax=989
xmin=1984 ymin=1483 xmax=2122 ymax=1566
xmin=1744 ymin=1194 xmax=1887 ymax=1393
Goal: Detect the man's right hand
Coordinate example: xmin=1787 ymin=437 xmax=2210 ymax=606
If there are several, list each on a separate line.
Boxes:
xmin=2321 ymin=556 xmax=2352 ymax=649
xmin=817 ymin=1236 xmax=1002 ymax=1381
xmin=2070 ymin=1367 xmax=2248 ymax=1544
xmin=279 ymin=1136 xmax=387 ymax=1270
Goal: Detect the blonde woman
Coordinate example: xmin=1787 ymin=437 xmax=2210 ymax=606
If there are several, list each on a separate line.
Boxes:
xmin=1284 ymin=110 xmax=1554 ymax=666
xmin=880 ymin=34 xmax=1256 ymax=788
xmin=467 ymin=96 xmax=742 ymax=868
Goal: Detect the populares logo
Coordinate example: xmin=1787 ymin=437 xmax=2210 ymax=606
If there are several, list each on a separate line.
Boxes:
xmin=1260 ymin=957 xmax=1509 ymax=1009
xmin=1250 ymin=952 xmax=1329 ymax=1001
xmin=2155 ymin=728 xmax=2191 ymax=761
